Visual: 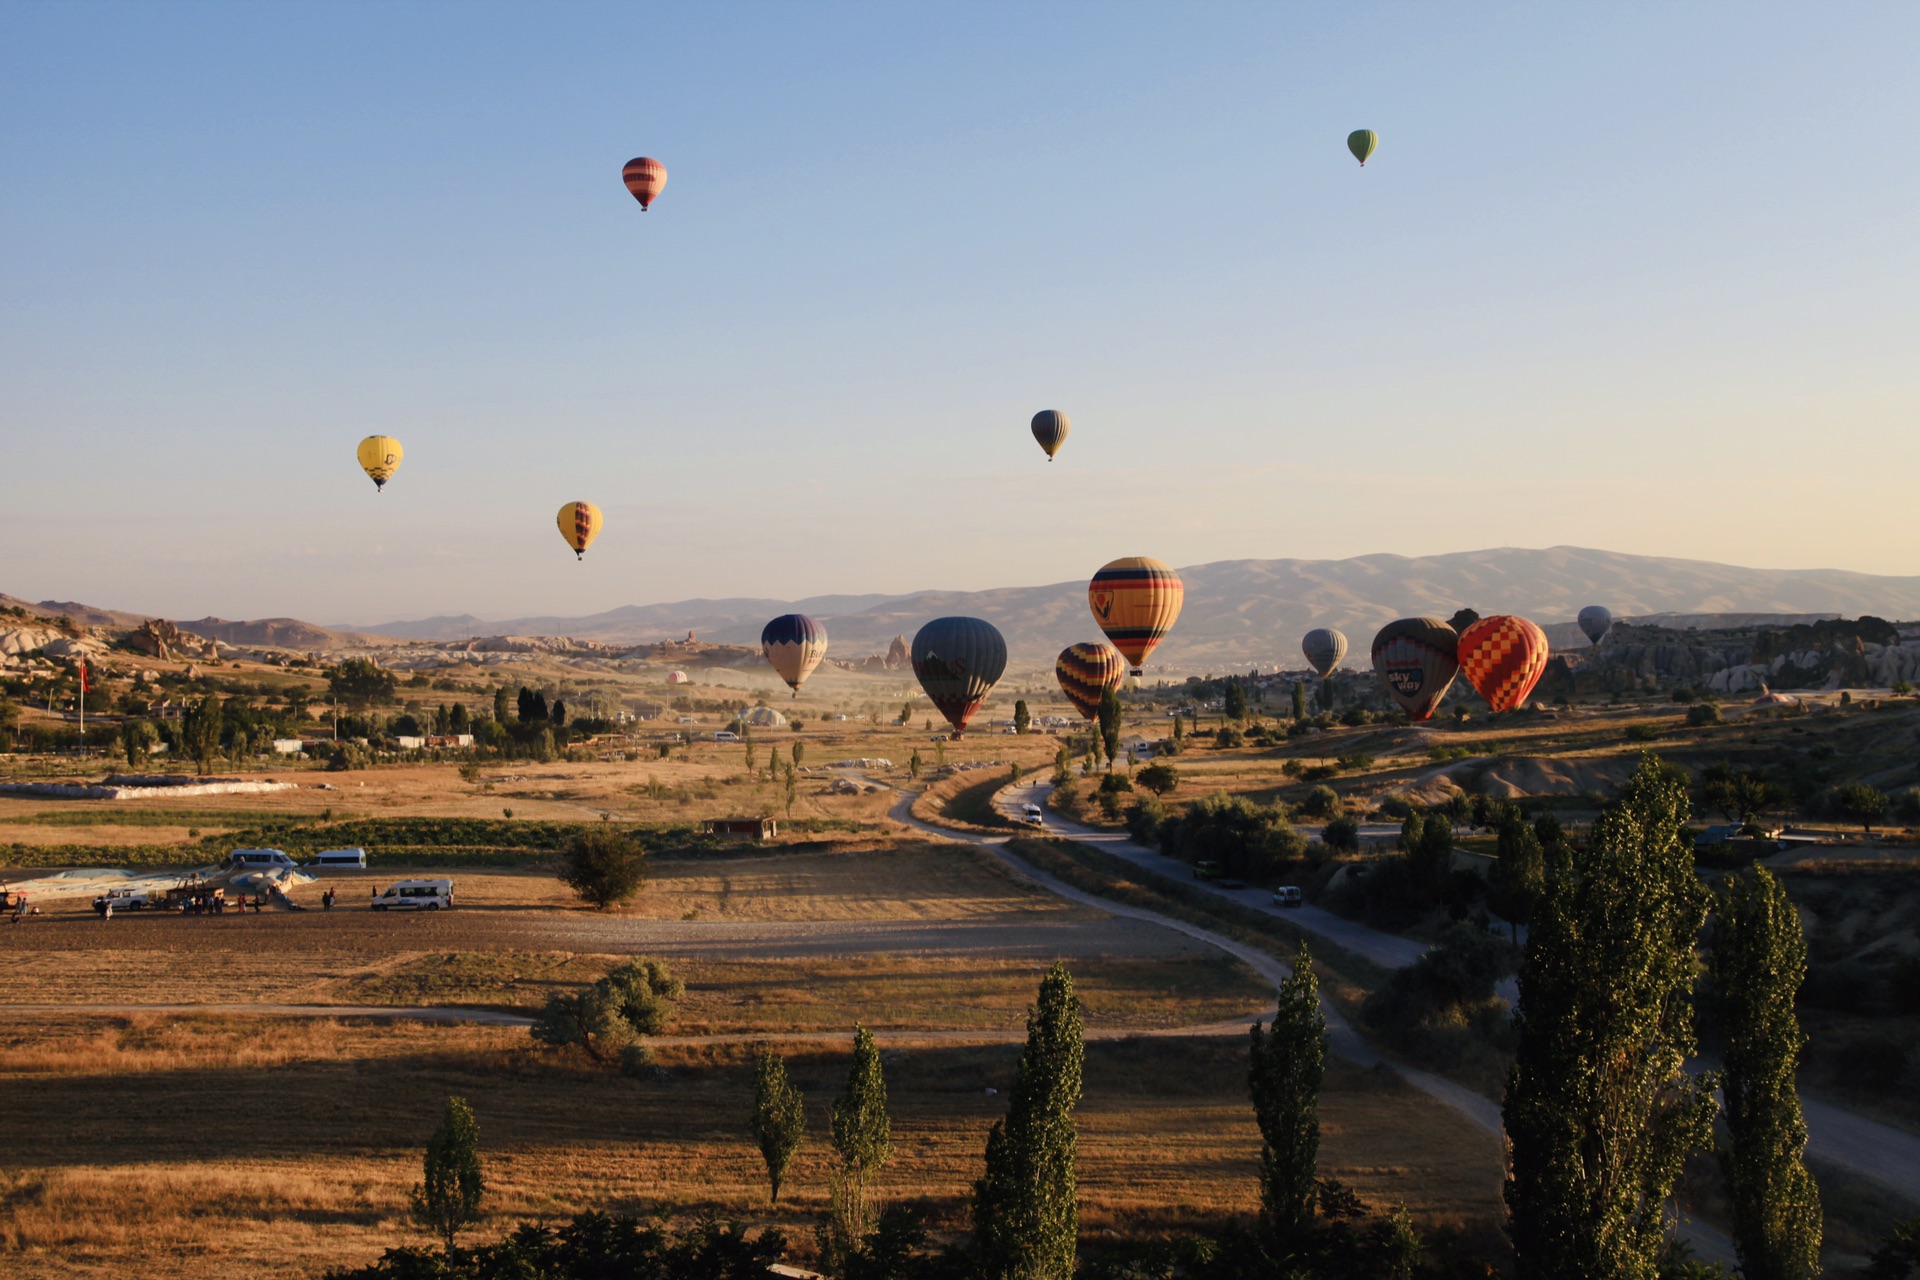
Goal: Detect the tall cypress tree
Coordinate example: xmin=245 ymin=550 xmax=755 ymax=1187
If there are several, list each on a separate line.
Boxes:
xmin=1096 ymin=690 xmax=1123 ymax=768
xmin=1248 ymin=944 xmax=1327 ymax=1249
xmin=826 ymin=1025 xmax=894 ymax=1264
xmin=411 ymin=1096 xmax=486 ymax=1255
xmin=749 ymin=1049 xmax=806 ymax=1205
xmin=1504 ymin=755 xmax=1718 ymax=1280
xmin=973 ymin=962 xmax=1084 ymax=1280
xmin=1709 ymin=867 xmax=1821 ymax=1280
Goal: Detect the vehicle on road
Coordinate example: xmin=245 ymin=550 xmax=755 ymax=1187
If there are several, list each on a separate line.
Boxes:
xmin=1192 ymin=860 xmax=1222 ymax=881
xmin=92 ymin=887 xmax=161 ymax=913
xmin=713 ymin=730 xmax=742 ymax=743
xmin=1021 ymin=803 xmax=1045 ymax=825
xmin=1273 ymin=886 xmax=1303 ymax=909
xmin=371 ymin=879 xmax=454 ymax=911
xmin=309 ymin=848 xmax=367 ymax=868
xmin=229 ymin=848 xmax=298 ymax=868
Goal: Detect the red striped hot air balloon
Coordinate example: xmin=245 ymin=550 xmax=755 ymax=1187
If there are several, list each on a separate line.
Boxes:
xmin=1370 ymin=618 xmax=1459 ymax=721
xmin=1055 ymin=642 xmax=1126 ymax=721
xmin=1087 ymin=557 xmax=1183 ymax=675
xmin=1456 ymin=615 xmax=1550 ymax=714
xmin=622 ymin=157 xmax=667 ymax=210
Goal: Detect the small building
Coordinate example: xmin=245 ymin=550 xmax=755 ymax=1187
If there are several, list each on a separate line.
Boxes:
xmin=395 ymin=735 xmax=426 ymax=750
xmin=426 ymin=734 xmax=474 ymax=748
xmin=270 ymin=739 xmax=305 ymax=755
xmin=703 ymin=817 xmax=778 ymax=842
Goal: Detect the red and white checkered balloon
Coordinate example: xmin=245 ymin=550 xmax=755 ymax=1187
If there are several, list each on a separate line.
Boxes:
xmin=1456 ymin=615 xmax=1549 ymax=713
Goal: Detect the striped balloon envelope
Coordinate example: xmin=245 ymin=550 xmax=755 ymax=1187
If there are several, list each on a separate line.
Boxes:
xmin=622 ymin=157 xmax=667 ymax=210
xmin=1457 ymin=615 xmax=1550 ymax=714
xmin=555 ymin=501 xmax=603 ymax=561
xmin=761 ymin=614 xmax=829 ymax=695
xmin=1301 ymin=628 xmax=1349 ymax=678
xmin=1030 ymin=410 xmax=1070 ymax=461
xmin=911 ymin=617 xmax=1007 ymax=737
xmin=1370 ymin=617 xmax=1459 ymax=721
xmin=1087 ymin=557 xmax=1184 ymax=675
xmin=1055 ymin=642 xmax=1126 ymax=720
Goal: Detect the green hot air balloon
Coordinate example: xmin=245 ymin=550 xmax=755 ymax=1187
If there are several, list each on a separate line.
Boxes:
xmin=1347 ymin=129 xmax=1377 ymax=167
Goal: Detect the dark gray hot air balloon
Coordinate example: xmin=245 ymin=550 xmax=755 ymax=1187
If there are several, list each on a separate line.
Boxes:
xmin=1370 ymin=617 xmax=1460 ymax=721
xmin=1030 ymin=410 xmax=1070 ymax=461
xmin=1577 ymin=605 xmax=1612 ymax=647
xmin=1301 ymin=628 xmax=1348 ymax=678
xmin=911 ymin=617 xmax=1008 ymax=737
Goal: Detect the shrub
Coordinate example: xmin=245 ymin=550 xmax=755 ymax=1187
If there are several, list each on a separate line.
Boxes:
xmin=1338 ymin=705 xmax=1372 ymax=727
xmin=1321 ymin=815 xmax=1360 ymax=853
xmin=1360 ymin=923 xmax=1517 ymax=1065
xmin=1124 ymin=796 xmax=1166 ymax=844
xmin=1896 ymin=788 xmax=1920 ymax=825
xmin=1685 ymin=703 xmax=1723 ymax=727
xmin=1625 ymin=723 xmax=1661 ymax=742
xmin=531 ymin=957 xmax=683 ymax=1071
xmin=1375 ymin=794 xmax=1416 ymax=821
xmin=1299 ymin=785 xmax=1341 ymax=820
xmin=1096 ymin=773 xmax=1134 ymax=795
xmin=1162 ymin=792 xmax=1304 ymax=882
xmin=1214 ymin=725 xmax=1244 ymax=748
xmin=558 ymin=825 xmax=648 ymax=908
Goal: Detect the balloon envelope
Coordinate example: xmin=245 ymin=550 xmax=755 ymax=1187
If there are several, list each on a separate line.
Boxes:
xmin=911 ymin=617 xmax=1007 ymax=736
xmin=1347 ymin=129 xmax=1377 ymax=165
xmin=1030 ymin=410 xmax=1070 ymax=461
xmin=1056 ymin=642 xmax=1126 ymax=720
xmin=356 ymin=435 xmax=403 ymax=491
xmin=556 ymin=501 xmax=603 ymax=560
xmin=1577 ymin=605 xmax=1613 ymax=647
xmin=1088 ymin=557 xmax=1184 ymax=673
xmin=1301 ymin=628 xmax=1349 ymax=678
xmin=1457 ymin=616 xmax=1550 ymax=714
xmin=761 ymin=614 xmax=829 ymax=693
xmin=622 ymin=157 xmax=667 ymax=210
xmin=1370 ymin=617 xmax=1459 ymax=721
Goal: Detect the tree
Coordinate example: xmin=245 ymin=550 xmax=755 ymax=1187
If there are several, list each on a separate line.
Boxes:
xmin=1248 ymin=945 xmax=1327 ymax=1250
xmin=551 ymin=699 xmax=567 ymax=727
xmin=1096 ymin=689 xmax=1123 ymax=769
xmin=119 ymin=718 xmax=156 ymax=766
xmin=749 ymin=1049 xmax=806 ymax=1205
xmin=1013 ymin=699 xmax=1031 ymax=735
xmin=531 ymin=691 xmax=550 ymax=721
xmin=1447 ymin=607 xmax=1480 ymax=634
xmin=329 ymin=658 xmax=397 ymax=711
xmin=1503 ymin=755 xmax=1718 ymax=1280
xmin=1322 ymin=814 xmax=1360 ymax=853
xmin=178 ymin=695 xmax=224 ymax=776
xmin=1223 ymin=682 xmax=1248 ymax=721
xmin=1291 ymin=683 xmax=1307 ymax=721
xmin=825 ymin=1025 xmax=894 ymax=1268
xmin=973 ymin=962 xmax=1084 ymax=1280
xmin=1702 ymin=765 xmax=1780 ymax=825
xmin=1487 ymin=808 xmax=1545 ymax=940
xmin=792 ymin=740 xmax=805 ymax=769
xmin=531 ymin=958 xmax=682 ymax=1070
xmin=1709 ymin=868 xmax=1821 ymax=1280
xmin=557 ymin=826 xmax=648 ymax=909
xmin=1407 ymin=812 xmax=1453 ymax=896
xmin=494 ymin=687 xmax=511 ymax=723
xmin=784 ymin=764 xmax=797 ymax=816
xmin=1834 ymin=782 xmax=1889 ymax=832
xmin=411 ymin=1096 xmax=485 ymax=1255
xmin=908 ymin=749 xmax=922 ymax=781
xmin=1136 ymin=763 xmax=1180 ymax=796
xmin=900 ymin=701 xmax=913 ymax=726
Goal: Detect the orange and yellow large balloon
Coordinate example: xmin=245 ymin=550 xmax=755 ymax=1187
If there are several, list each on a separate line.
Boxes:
xmin=556 ymin=501 xmax=603 ymax=561
xmin=356 ymin=435 xmax=403 ymax=491
xmin=1087 ymin=557 xmax=1184 ymax=675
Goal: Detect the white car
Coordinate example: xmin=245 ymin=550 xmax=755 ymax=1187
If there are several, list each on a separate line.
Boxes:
xmin=713 ymin=730 xmax=742 ymax=743
xmin=371 ymin=879 xmax=454 ymax=911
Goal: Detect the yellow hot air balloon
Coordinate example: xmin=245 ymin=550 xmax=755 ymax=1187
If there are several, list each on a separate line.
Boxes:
xmin=556 ymin=501 xmax=603 ymax=561
xmin=356 ymin=435 xmax=403 ymax=491
xmin=1087 ymin=556 xmax=1184 ymax=674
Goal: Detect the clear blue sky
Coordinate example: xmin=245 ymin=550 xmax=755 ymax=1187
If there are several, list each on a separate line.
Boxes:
xmin=3 ymin=3 xmax=1916 ymax=623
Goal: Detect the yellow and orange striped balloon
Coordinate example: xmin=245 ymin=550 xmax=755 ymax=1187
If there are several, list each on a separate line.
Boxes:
xmin=1087 ymin=557 xmax=1184 ymax=674
xmin=556 ymin=501 xmax=603 ymax=561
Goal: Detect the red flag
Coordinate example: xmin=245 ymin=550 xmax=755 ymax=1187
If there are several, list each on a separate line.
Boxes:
xmin=79 ymin=660 xmax=89 ymax=694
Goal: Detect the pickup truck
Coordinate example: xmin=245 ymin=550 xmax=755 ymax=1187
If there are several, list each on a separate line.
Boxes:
xmin=93 ymin=887 xmax=160 ymax=913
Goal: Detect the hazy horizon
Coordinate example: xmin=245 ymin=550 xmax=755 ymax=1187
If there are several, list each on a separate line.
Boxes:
xmin=5 ymin=4 xmax=1917 ymax=622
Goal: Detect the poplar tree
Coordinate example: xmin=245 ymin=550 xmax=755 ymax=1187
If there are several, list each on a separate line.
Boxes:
xmin=1504 ymin=755 xmax=1718 ymax=1280
xmin=1096 ymin=690 xmax=1123 ymax=768
xmin=974 ymin=963 xmax=1084 ymax=1280
xmin=411 ymin=1096 xmax=485 ymax=1255
xmin=1248 ymin=945 xmax=1327 ymax=1249
xmin=1291 ymin=683 xmax=1307 ymax=721
xmin=749 ymin=1049 xmax=806 ymax=1205
xmin=1709 ymin=868 xmax=1822 ymax=1280
xmin=826 ymin=1025 xmax=893 ymax=1264
xmin=1014 ymin=699 xmax=1031 ymax=735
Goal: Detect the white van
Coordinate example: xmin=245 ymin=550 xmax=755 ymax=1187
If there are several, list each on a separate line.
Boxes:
xmin=371 ymin=879 xmax=454 ymax=911
xmin=309 ymin=848 xmax=368 ymax=868
xmin=713 ymin=730 xmax=742 ymax=743
xmin=229 ymin=848 xmax=298 ymax=868
xmin=1272 ymin=886 xmax=1303 ymax=909
xmin=1021 ymin=803 xmax=1046 ymax=826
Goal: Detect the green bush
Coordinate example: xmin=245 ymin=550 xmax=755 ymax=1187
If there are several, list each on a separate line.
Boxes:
xmin=1214 ymin=725 xmax=1244 ymax=748
xmin=1322 ymin=815 xmax=1360 ymax=853
xmin=1135 ymin=763 xmax=1180 ymax=795
xmin=1299 ymin=785 xmax=1341 ymax=820
xmin=558 ymin=825 xmax=649 ymax=908
xmin=1158 ymin=792 xmax=1304 ymax=883
xmin=1626 ymin=723 xmax=1661 ymax=742
xmin=1685 ymin=703 xmax=1723 ymax=727
xmin=531 ymin=958 xmax=683 ymax=1071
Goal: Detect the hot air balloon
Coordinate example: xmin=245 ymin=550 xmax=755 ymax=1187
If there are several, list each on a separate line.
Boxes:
xmin=1370 ymin=617 xmax=1459 ymax=721
xmin=1088 ymin=557 xmax=1183 ymax=675
xmin=622 ymin=157 xmax=667 ymax=210
xmin=356 ymin=435 xmax=403 ymax=492
xmin=1577 ymin=605 xmax=1613 ymax=647
xmin=911 ymin=617 xmax=1007 ymax=737
xmin=1301 ymin=628 xmax=1348 ymax=678
xmin=556 ymin=501 xmax=603 ymax=561
xmin=761 ymin=614 xmax=828 ymax=696
xmin=1347 ymin=129 xmax=1377 ymax=166
xmin=1056 ymin=642 xmax=1126 ymax=721
xmin=1030 ymin=410 xmax=1070 ymax=461
xmin=1457 ymin=615 xmax=1550 ymax=714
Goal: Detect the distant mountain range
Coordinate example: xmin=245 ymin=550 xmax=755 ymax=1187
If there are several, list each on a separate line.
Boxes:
xmin=14 ymin=547 xmax=1920 ymax=673
xmin=343 ymin=546 xmax=1920 ymax=671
